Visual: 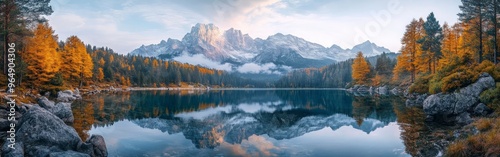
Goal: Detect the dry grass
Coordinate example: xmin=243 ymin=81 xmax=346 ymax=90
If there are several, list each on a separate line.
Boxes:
xmin=447 ymin=117 xmax=500 ymax=157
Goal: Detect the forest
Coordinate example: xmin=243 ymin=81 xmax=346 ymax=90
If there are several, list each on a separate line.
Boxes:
xmin=0 ymin=1 xmax=266 ymax=94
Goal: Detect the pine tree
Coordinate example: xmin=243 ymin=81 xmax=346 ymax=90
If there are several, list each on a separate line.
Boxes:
xmin=1 ymin=0 xmax=53 ymax=74
xmin=21 ymin=23 xmax=60 ymax=87
xmin=420 ymin=12 xmax=443 ymax=73
xmin=352 ymin=52 xmax=371 ymax=85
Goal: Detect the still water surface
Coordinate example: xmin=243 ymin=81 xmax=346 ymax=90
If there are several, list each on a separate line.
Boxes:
xmin=72 ymin=89 xmax=428 ymax=157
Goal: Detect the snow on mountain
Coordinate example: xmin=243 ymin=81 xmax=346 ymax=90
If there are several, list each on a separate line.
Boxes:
xmin=129 ymin=23 xmax=394 ymax=74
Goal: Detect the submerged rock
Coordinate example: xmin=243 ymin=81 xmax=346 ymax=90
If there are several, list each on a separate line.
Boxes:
xmin=423 ymin=73 xmax=495 ymax=124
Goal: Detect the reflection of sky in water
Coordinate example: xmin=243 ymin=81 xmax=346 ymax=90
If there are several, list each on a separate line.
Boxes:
xmin=89 ymin=120 xmax=409 ymax=157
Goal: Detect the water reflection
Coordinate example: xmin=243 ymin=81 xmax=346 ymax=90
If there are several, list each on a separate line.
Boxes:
xmin=72 ymin=90 xmax=411 ymax=156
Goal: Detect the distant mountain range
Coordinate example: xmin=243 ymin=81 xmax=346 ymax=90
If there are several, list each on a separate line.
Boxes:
xmin=130 ymin=23 xmax=393 ymax=75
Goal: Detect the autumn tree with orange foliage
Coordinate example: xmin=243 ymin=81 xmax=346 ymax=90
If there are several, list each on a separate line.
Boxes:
xmin=61 ymin=36 xmax=94 ymax=87
xmin=393 ymin=18 xmax=425 ymax=82
xmin=352 ymin=52 xmax=371 ymax=85
xmin=21 ymin=23 xmax=61 ymax=88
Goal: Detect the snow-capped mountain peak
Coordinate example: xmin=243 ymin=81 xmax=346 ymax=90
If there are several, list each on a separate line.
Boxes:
xmin=129 ymin=23 xmax=394 ymax=74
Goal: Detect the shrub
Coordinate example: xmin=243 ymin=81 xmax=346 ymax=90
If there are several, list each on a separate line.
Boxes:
xmin=409 ymin=73 xmax=433 ymax=94
xmin=441 ymin=69 xmax=475 ymax=93
xmin=428 ymin=77 xmax=442 ymax=94
xmin=480 ymin=83 xmax=500 ymax=111
xmin=447 ymin=117 xmax=500 ymax=157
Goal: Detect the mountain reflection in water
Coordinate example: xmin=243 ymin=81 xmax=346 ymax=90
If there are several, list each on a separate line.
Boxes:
xmin=72 ymin=89 xmax=416 ymax=157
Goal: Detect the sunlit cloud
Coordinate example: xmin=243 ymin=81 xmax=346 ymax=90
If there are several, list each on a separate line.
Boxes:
xmin=48 ymin=0 xmax=461 ymax=54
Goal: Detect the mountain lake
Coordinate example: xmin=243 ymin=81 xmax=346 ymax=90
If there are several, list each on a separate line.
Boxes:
xmin=71 ymin=89 xmax=442 ymax=157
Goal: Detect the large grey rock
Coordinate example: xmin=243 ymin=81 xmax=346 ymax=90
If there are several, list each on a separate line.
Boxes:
xmin=423 ymin=73 xmax=495 ymax=124
xmin=38 ymin=96 xmax=55 ymax=109
xmin=3 ymin=106 xmax=82 ymax=157
xmin=50 ymin=102 xmax=74 ymax=125
xmin=1 ymin=105 xmax=108 ymax=157
xmin=87 ymin=135 xmax=108 ymax=157
xmin=1 ymin=141 xmax=24 ymax=157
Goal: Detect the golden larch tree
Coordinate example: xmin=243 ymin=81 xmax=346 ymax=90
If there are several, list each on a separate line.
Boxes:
xmin=352 ymin=51 xmax=371 ymax=85
xmin=61 ymin=36 xmax=93 ymax=87
xmin=393 ymin=19 xmax=425 ymax=82
xmin=22 ymin=23 xmax=61 ymax=87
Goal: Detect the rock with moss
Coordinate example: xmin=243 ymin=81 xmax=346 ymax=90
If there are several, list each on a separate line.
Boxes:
xmin=423 ymin=73 xmax=495 ymax=124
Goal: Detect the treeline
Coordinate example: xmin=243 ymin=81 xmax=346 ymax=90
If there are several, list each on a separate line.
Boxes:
xmin=1 ymin=22 xmax=266 ymax=92
xmin=276 ymin=52 xmax=396 ymax=88
xmin=86 ymin=45 xmax=266 ymax=88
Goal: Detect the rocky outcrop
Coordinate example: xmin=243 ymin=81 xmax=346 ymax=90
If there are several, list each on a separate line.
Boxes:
xmin=57 ymin=90 xmax=82 ymax=102
xmin=1 ymin=104 xmax=107 ymax=157
xmin=37 ymin=97 xmax=55 ymax=109
xmin=50 ymin=102 xmax=74 ymax=125
xmin=423 ymin=73 xmax=495 ymax=124
xmin=86 ymin=135 xmax=108 ymax=157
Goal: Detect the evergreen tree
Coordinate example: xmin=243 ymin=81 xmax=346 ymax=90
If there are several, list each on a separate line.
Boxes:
xmin=420 ymin=12 xmax=443 ymax=73
xmin=1 ymin=0 xmax=53 ymax=74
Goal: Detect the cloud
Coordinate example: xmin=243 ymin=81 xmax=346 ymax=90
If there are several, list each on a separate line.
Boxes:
xmin=237 ymin=63 xmax=277 ymax=74
xmin=173 ymin=54 xmax=233 ymax=71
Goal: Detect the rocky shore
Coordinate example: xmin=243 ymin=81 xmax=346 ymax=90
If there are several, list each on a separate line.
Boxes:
xmin=347 ymin=73 xmax=495 ymax=126
xmin=0 ymin=90 xmax=108 ymax=157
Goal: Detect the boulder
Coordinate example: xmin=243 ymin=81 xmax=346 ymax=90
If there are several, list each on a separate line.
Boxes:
xmin=57 ymin=90 xmax=78 ymax=102
xmin=473 ymin=103 xmax=490 ymax=116
xmin=50 ymin=102 xmax=74 ymax=124
xmin=87 ymin=135 xmax=108 ymax=157
xmin=423 ymin=73 xmax=495 ymax=124
xmin=2 ymin=106 xmax=82 ymax=157
xmin=456 ymin=112 xmax=473 ymax=125
xmin=38 ymin=96 xmax=55 ymax=109
xmin=1 ymin=106 xmax=108 ymax=157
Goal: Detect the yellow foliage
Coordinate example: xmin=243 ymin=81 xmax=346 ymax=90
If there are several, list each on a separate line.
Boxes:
xmin=352 ymin=52 xmax=370 ymax=85
xmin=22 ymin=23 xmax=61 ymax=86
xmin=61 ymin=36 xmax=93 ymax=86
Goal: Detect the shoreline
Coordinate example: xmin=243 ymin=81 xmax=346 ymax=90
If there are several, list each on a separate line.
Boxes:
xmin=126 ymin=87 xmax=347 ymax=91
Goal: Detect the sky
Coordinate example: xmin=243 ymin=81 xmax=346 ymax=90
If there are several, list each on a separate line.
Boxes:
xmin=47 ymin=0 xmax=462 ymax=55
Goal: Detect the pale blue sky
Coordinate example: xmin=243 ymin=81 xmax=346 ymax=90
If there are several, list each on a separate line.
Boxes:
xmin=47 ymin=0 xmax=461 ymax=54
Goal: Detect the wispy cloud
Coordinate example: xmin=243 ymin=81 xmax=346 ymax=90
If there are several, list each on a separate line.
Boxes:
xmin=48 ymin=0 xmax=462 ymax=54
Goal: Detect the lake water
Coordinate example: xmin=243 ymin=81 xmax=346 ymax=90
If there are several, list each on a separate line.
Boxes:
xmin=72 ymin=89 xmax=432 ymax=157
